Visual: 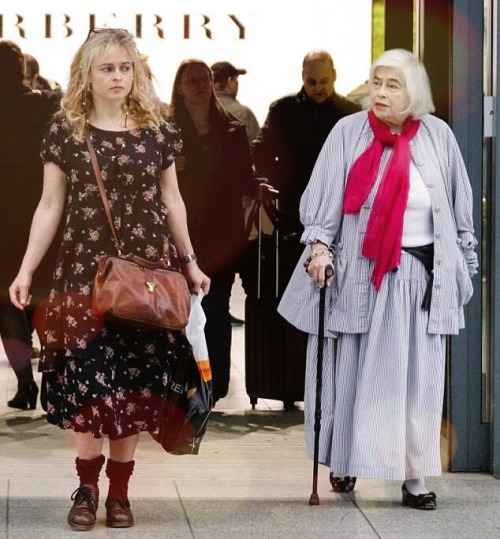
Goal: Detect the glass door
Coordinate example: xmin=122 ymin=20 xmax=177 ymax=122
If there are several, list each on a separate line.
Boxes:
xmin=482 ymin=0 xmax=494 ymax=427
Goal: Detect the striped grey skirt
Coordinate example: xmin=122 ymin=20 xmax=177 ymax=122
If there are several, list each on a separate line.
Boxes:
xmin=304 ymin=252 xmax=446 ymax=480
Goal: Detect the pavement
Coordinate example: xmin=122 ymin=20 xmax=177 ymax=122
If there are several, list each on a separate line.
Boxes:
xmin=0 ymin=277 xmax=499 ymax=538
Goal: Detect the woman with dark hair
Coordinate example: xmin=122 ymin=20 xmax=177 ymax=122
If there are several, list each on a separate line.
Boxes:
xmin=170 ymin=59 xmax=254 ymax=403
xmin=0 ymin=39 xmax=59 ymax=409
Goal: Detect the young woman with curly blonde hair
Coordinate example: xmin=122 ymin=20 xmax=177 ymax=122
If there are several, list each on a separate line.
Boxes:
xmin=10 ymin=28 xmax=210 ymax=531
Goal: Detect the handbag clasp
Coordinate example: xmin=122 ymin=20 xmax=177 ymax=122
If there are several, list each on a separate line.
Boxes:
xmin=145 ymin=281 xmax=156 ymax=293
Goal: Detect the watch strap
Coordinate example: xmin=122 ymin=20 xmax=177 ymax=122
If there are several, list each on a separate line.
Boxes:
xmin=182 ymin=253 xmax=197 ymax=263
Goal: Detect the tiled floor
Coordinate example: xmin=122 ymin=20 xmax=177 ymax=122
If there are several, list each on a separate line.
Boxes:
xmin=0 ymin=277 xmax=499 ymax=538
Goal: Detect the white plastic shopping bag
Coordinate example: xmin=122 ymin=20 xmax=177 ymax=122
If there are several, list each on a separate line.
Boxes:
xmin=185 ymin=292 xmax=209 ymax=363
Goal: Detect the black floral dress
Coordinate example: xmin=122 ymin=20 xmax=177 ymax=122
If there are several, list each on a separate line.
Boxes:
xmin=39 ymin=118 xmax=191 ymax=440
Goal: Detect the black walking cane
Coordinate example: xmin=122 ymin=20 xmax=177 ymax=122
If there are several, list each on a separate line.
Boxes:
xmin=309 ymin=264 xmax=334 ymax=506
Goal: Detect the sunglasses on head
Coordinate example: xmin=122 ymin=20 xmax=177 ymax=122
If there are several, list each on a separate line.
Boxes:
xmin=85 ymin=27 xmax=131 ymax=41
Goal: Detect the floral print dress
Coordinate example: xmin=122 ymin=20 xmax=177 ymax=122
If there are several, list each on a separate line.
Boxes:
xmin=39 ymin=118 xmax=191 ymax=439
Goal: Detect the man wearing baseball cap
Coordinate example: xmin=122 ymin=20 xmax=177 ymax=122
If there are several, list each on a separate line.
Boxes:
xmin=212 ymin=61 xmax=247 ymax=79
xmin=211 ymin=61 xmax=260 ymax=144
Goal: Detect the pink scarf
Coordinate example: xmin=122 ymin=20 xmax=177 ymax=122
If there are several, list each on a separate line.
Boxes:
xmin=343 ymin=110 xmax=420 ymax=290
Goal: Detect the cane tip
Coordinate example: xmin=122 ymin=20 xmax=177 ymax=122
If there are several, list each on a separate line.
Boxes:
xmin=309 ymin=493 xmax=320 ymax=505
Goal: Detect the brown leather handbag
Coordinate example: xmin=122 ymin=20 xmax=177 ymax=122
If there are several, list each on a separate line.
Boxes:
xmin=86 ymin=132 xmax=191 ymax=331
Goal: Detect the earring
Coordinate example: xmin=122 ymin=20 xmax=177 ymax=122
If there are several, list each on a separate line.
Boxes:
xmin=82 ymin=83 xmax=91 ymax=108
xmin=124 ymin=94 xmax=131 ymax=128
xmin=82 ymin=85 xmax=90 ymax=125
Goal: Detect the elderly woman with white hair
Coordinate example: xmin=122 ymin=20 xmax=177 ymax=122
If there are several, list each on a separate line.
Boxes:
xmin=279 ymin=49 xmax=478 ymax=509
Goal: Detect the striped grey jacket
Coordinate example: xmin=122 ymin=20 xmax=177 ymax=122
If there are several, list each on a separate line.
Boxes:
xmin=278 ymin=111 xmax=478 ymax=336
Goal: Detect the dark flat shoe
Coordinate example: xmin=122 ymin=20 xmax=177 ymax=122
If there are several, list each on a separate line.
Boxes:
xmin=329 ymin=474 xmax=357 ymax=493
xmin=402 ymin=484 xmax=437 ymax=510
xmin=230 ymin=314 xmax=244 ymax=326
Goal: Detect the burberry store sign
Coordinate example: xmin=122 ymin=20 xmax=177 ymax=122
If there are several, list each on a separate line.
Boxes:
xmin=0 ymin=13 xmax=247 ymax=40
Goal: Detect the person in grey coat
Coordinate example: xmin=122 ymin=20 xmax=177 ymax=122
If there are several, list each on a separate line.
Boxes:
xmin=211 ymin=61 xmax=260 ymax=144
xmin=278 ymin=49 xmax=478 ymax=510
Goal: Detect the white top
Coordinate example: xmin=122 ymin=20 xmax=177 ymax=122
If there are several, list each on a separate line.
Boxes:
xmin=402 ymin=162 xmax=433 ymax=247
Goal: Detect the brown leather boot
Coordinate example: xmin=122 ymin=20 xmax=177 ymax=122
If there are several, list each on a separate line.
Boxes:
xmin=67 ymin=486 xmax=99 ymax=531
xmin=105 ymin=459 xmax=135 ymax=528
xmin=105 ymin=498 xmax=134 ymax=528
xmin=67 ymin=454 xmax=105 ymax=530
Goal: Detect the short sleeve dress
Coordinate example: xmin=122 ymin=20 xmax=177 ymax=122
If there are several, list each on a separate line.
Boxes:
xmin=39 ymin=117 xmax=192 ymax=440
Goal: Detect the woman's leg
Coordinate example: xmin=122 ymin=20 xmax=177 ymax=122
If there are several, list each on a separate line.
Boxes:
xmin=401 ymin=334 xmax=445 ymax=510
xmin=109 ymin=434 xmax=139 ymax=462
xmin=0 ymin=302 xmax=33 ymax=384
xmin=0 ymin=301 xmax=39 ymax=409
xmin=24 ymin=305 xmax=39 ymax=356
xmin=75 ymin=432 xmax=105 ymax=460
xmin=68 ymin=433 xmax=106 ymax=531
xmin=202 ymin=273 xmax=234 ymax=403
xmin=105 ymin=434 xmax=139 ymax=528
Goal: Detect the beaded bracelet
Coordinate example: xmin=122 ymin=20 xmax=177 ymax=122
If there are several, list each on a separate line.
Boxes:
xmin=303 ymin=249 xmax=333 ymax=271
xmin=311 ymin=249 xmax=332 ymax=259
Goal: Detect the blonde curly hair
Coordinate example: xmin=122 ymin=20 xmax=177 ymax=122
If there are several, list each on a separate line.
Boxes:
xmin=57 ymin=28 xmax=165 ymax=142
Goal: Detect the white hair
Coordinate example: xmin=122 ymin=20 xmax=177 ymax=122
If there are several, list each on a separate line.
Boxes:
xmin=366 ymin=49 xmax=435 ymax=118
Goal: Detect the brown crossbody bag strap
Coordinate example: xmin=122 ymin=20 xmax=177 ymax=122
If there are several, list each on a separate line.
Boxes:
xmin=85 ymin=131 xmax=123 ymax=255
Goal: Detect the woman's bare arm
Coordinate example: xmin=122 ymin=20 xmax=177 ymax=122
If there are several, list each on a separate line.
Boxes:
xmin=160 ymin=162 xmax=210 ymax=295
xmin=10 ymin=162 xmax=67 ymax=308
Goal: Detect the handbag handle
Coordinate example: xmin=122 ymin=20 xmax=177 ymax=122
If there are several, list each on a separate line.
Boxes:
xmin=85 ymin=131 xmax=170 ymax=263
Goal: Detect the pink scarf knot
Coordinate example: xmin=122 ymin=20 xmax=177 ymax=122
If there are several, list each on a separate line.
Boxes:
xmin=343 ymin=110 xmax=420 ymax=290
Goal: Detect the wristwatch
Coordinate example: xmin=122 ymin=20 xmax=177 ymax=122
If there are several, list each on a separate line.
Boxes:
xmin=182 ymin=253 xmax=198 ymax=263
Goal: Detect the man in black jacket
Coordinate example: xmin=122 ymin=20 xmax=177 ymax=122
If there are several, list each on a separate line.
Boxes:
xmin=244 ymin=50 xmax=359 ymax=409
xmin=252 ymin=50 xmax=360 ymax=235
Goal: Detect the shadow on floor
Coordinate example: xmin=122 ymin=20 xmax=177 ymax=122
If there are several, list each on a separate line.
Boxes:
xmin=207 ymin=409 xmax=304 ymax=438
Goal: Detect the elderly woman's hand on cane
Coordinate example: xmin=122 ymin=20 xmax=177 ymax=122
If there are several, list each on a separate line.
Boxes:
xmin=304 ymin=242 xmax=334 ymax=288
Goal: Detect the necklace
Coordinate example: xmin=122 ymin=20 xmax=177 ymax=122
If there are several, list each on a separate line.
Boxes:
xmin=89 ymin=131 xmax=126 ymax=161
